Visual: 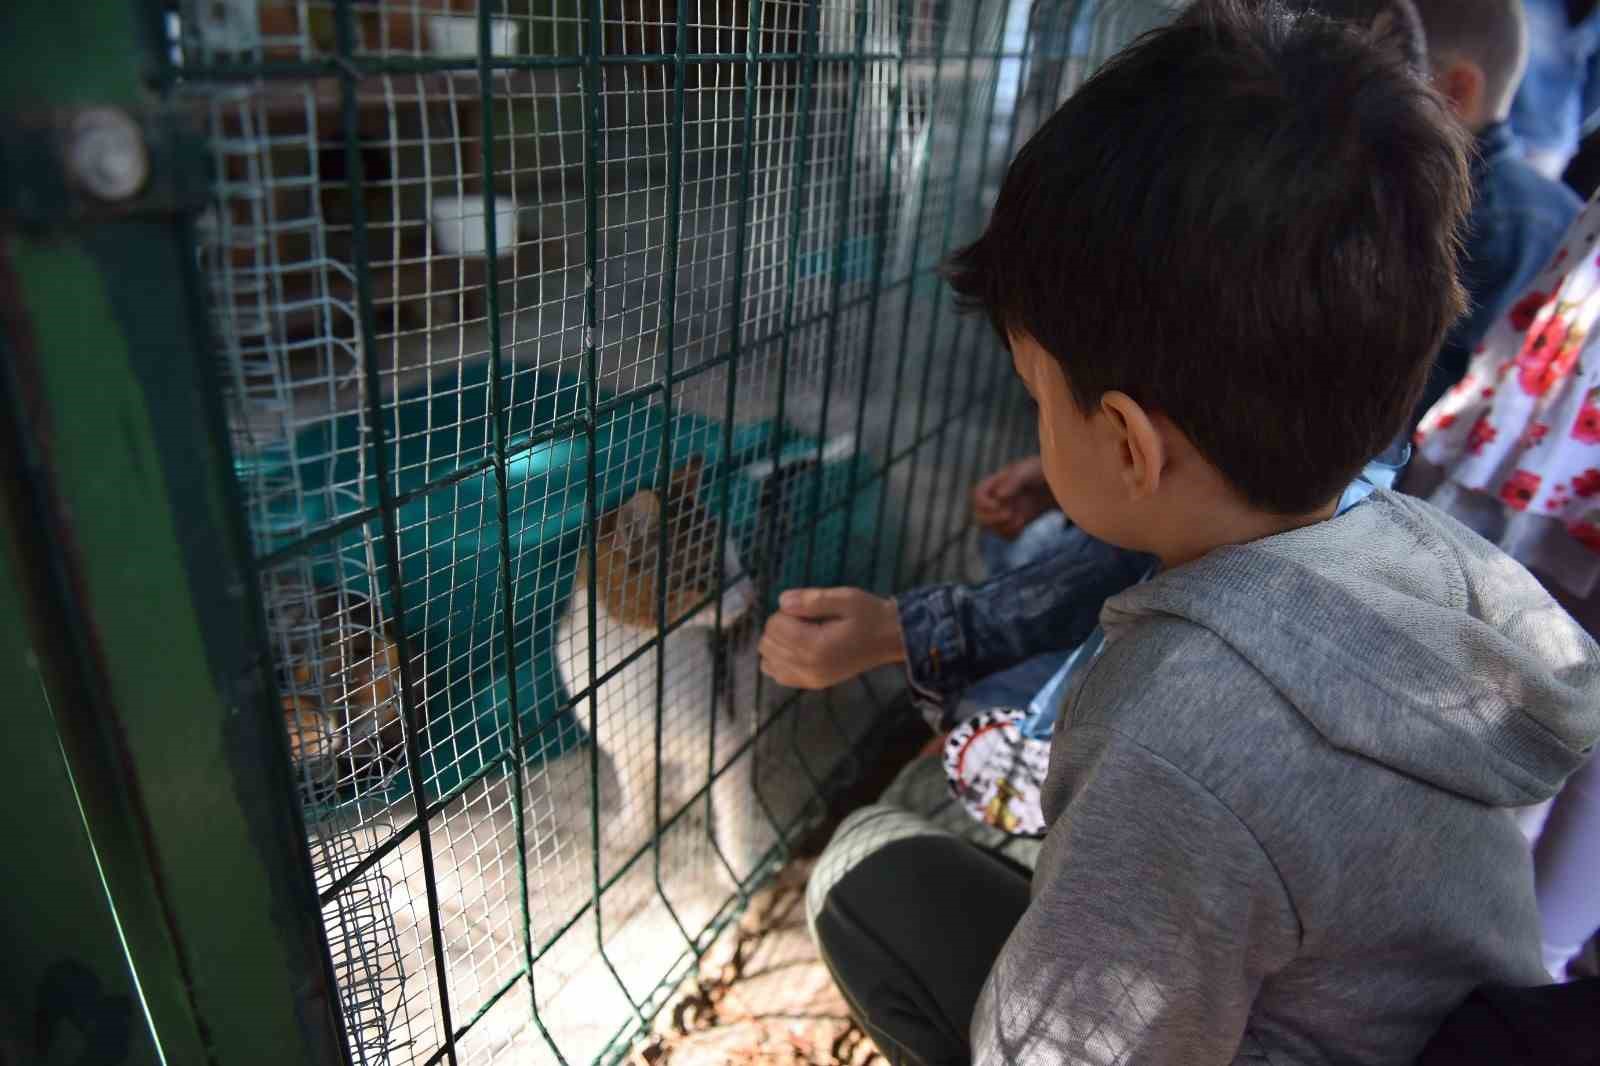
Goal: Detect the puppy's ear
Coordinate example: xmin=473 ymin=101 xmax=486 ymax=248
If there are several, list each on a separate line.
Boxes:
xmin=667 ymin=455 xmax=705 ymax=503
xmin=610 ymin=488 xmax=661 ymax=564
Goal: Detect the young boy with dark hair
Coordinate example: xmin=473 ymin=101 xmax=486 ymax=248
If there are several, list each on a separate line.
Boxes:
xmin=1412 ymin=0 xmax=1582 ymax=416
xmin=779 ymin=0 xmax=1430 ymax=736
xmin=760 ymin=2 xmax=1600 ymax=1063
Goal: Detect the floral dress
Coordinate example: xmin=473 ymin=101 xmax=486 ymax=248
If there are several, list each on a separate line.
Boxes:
xmin=1416 ymin=190 xmax=1600 ymax=596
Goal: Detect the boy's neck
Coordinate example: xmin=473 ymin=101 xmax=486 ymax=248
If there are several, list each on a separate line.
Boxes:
xmin=1467 ymin=105 xmax=1510 ymax=138
xmin=1150 ymin=494 xmax=1340 ymax=570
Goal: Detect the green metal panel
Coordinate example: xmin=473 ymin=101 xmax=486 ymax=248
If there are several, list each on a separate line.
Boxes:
xmin=2 ymin=224 xmax=346 ymax=1064
xmin=0 ymin=466 xmax=165 ymax=1066
xmin=1 ymin=0 xmax=346 ymax=1062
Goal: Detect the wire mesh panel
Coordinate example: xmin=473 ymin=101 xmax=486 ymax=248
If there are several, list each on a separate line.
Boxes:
xmin=166 ymin=0 xmax=1177 ymax=1061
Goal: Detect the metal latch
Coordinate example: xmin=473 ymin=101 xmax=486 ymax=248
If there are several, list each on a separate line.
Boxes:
xmin=0 ymin=104 xmax=209 ymax=231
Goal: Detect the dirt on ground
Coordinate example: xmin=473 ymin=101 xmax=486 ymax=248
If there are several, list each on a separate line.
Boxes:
xmin=630 ymin=713 xmax=934 ymax=1066
xmin=629 ymin=860 xmax=884 ymax=1066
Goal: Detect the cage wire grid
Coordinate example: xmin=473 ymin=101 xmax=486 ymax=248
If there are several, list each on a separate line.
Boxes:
xmin=169 ymin=0 xmax=1177 ymax=1062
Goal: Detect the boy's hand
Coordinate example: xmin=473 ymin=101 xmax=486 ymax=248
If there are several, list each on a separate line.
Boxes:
xmin=759 ymin=587 xmax=906 ymax=689
xmin=972 ymin=455 xmax=1056 ymax=540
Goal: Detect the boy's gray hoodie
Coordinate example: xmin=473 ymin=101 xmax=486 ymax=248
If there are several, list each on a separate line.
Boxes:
xmin=971 ymin=490 xmax=1600 ymax=1065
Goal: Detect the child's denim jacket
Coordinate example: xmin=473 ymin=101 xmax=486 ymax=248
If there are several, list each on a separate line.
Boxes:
xmin=894 ymin=526 xmax=1150 ymax=721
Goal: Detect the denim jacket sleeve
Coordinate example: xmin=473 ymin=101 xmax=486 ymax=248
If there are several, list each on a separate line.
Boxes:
xmin=894 ymin=527 xmax=1151 ymax=716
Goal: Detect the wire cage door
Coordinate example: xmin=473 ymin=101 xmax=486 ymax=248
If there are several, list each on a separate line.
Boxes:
xmin=146 ymin=0 xmax=1181 ymax=1062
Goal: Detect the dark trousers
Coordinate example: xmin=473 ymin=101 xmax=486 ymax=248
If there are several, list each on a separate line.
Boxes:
xmin=807 ymin=804 xmax=1032 ymax=1066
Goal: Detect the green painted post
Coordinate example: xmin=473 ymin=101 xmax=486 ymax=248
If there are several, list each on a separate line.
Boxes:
xmin=0 ymin=0 xmax=347 ymax=1062
xmin=836 ymin=0 xmax=917 ymax=585
xmin=915 ymin=0 xmax=1015 ymax=571
xmin=864 ymin=0 xmax=960 ymax=581
xmin=0 ymin=389 xmax=167 ymax=1066
xmin=473 ymin=3 xmax=565 ymax=1057
xmin=649 ymin=0 xmax=701 ymax=955
xmin=705 ymin=0 xmax=776 ymax=891
xmin=580 ymin=0 xmax=647 ymax=1024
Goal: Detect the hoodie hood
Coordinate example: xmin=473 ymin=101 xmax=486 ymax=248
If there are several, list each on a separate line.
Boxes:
xmin=1100 ymin=490 xmax=1600 ymax=807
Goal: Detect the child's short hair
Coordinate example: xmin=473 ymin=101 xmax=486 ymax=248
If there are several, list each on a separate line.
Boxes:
xmin=947 ymin=0 xmax=1470 ymax=515
xmin=1289 ymin=0 xmax=1427 ymax=71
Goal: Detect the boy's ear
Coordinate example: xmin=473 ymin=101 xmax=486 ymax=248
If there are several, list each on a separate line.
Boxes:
xmin=1099 ymin=391 xmax=1166 ymax=500
xmin=1435 ymin=58 xmax=1486 ymax=125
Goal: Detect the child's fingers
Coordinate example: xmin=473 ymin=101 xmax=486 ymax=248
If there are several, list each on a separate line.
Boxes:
xmin=762 ymin=590 xmax=898 ymax=687
xmin=977 ymin=507 xmax=1027 ymax=540
xmin=972 ymin=469 xmax=1012 ymax=508
xmin=759 ymin=656 xmax=812 ymax=688
xmin=760 ymin=612 xmax=818 ymax=652
xmin=991 ymin=464 xmax=1034 ymax=504
xmin=997 ymin=512 xmax=1028 ymax=539
xmin=778 ymin=586 xmax=865 ymax=619
xmin=758 ymin=620 xmax=829 ymax=688
xmin=760 ymin=613 xmax=863 ymax=688
xmin=973 ymin=496 xmax=1007 ymax=523
xmin=974 ymin=515 xmax=1007 ymax=538
xmin=758 ymin=615 xmax=820 ymax=671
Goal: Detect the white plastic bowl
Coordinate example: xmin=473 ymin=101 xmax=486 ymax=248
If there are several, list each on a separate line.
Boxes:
xmin=427 ymin=15 xmax=521 ymax=57
xmin=431 ymin=195 xmax=518 ymax=257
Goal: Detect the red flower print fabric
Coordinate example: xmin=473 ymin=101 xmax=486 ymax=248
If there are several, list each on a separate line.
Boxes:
xmin=1575 ymin=391 xmax=1600 ymax=444
xmin=1416 ymin=191 xmax=1600 ymax=577
xmin=1570 ymin=520 xmax=1600 ymax=554
xmin=1516 ymin=315 xmax=1583 ymax=397
xmin=1509 ymin=289 xmax=1557 ymax=332
xmin=1501 ymin=471 xmax=1542 ymax=510
xmin=1467 ymin=417 xmax=1497 ymax=454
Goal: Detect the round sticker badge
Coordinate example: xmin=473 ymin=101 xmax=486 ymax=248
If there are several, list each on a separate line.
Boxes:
xmin=942 ymin=708 xmax=1052 ymax=837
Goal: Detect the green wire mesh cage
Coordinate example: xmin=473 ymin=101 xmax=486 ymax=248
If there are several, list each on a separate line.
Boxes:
xmin=156 ymin=0 xmax=1177 ymax=1061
